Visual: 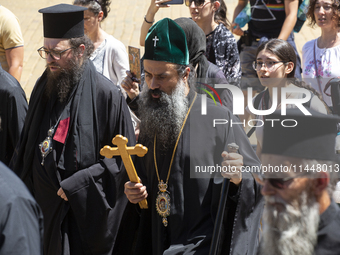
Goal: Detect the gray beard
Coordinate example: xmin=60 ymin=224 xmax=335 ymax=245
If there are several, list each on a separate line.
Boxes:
xmin=45 ymin=58 xmax=83 ymax=103
xmin=260 ymin=190 xmax=320 ymax=255
xmin=138 ymin=80 xmax=189 ymax=150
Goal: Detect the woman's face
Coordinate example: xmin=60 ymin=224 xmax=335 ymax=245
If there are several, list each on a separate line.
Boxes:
xmin=255 ymin=50 xmax=293 ymax=88
xmin=83 ymin=9 xmax=101 ymax=36
xmin=314 ymin=0 xmax=338 ymax=29
xmin=188 ymin=0 xmax=214 ymax=24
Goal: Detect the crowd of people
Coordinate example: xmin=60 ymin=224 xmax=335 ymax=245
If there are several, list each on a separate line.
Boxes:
xmin=1 ymin=0 xmax=340 ymax=254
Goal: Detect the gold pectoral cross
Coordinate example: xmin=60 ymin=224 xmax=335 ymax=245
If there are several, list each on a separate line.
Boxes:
xmin=100 ymin=135 xmax=148 ymax=209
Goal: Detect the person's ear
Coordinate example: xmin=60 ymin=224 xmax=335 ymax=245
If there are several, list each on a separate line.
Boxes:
xmin=78 ymin=44 xmax=86 ymax=58
xmin=182 ymin=67 xmax=190 ymax=82
xmin=98 ymin=11 xmax=104 ymax=22
xmin=212 ymin=1 xmax=220 ymax=11
xmin=311 ymin=172 xmax=329 ymax=197
xmin=285 ymin=61 xmax=294 ymax=75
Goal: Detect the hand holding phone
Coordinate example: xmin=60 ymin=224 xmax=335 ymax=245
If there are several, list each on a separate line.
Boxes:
xmin=160 ymin=0 xmax=183 ymax=5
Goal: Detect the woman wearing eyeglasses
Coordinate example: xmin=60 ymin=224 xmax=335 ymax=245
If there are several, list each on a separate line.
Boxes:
xmin=302 ymin=0 xmax=340 ymax=109
xmin=73 ymin=0 xmax=129 ymax=88
xmin=248 ymin=39 xmax=329 ymax=157
xmin=140 ymin=0 xmax=241 ymax=85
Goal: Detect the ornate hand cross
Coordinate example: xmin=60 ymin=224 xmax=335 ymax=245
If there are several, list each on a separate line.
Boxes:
xmin=100 ymin=135 xmax=148 ymax=209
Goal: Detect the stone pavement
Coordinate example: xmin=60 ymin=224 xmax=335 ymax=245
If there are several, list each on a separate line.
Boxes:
xmin=2 ymin=0 xmax=321 ymax=101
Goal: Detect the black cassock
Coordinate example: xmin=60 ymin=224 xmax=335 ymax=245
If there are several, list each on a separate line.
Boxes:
xmin=0 ymin=161 xmax=43 ymax=254
xmin=130 ymin=91 xmax=264 ymax=255
xmin=10 ymin=60 xmax=135 ymax=255
xmin=315 ymin=200 xmax=340 ymax=255
xmin=0 ymin=64 xmax=27 ymax=165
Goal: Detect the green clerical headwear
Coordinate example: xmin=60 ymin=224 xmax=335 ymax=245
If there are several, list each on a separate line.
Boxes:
xmin=144 ymin=18 xmax=189 ymax=66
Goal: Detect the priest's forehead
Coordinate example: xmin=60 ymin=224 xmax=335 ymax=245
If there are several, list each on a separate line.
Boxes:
xmin=143 ymin=60 xmax=180 ymax=76
xmin=43 ymin=38 xmax=71 ymax=50
xmin=261 ymin=154 xmax=303 ymax=166
xmin=260 ymin=154 xmax=300 ymax=178
xmin=260 ymin=154 xmax=336 ymax=179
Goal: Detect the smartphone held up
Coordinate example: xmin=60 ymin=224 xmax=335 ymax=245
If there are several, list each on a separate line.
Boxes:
xmin=161 ymin=0 xmax=183 ymax=5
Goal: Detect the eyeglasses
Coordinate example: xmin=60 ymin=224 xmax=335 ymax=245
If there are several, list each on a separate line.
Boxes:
xmin=185 ymin=0 xmax=211 ymax=7
xmin=252 ymin=61 xmax=286 ymax=71
xmin=37 ymin=46 xmax=75 ymax=60
xmin=315 ymin=4 xmax=335 ymax=12
xmin=255 ymin=172 xmax=308 ymax=189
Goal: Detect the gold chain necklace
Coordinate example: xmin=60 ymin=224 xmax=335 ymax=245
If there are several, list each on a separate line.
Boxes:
xmin=154 ymin=92 xmax=197 ymax=227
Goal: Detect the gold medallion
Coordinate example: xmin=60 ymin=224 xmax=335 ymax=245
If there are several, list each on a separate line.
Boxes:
xmin=153 ymin=93 xmax=197 ymax=228
xmin=155 ymin=180 xmax=170 ymax=227
xmin=39 ymin=127 xmax=54 ymax=166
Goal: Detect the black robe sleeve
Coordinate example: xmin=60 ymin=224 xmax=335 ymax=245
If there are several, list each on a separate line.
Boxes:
xmin=126 ymin=95 xmax=140 ymax=118
xmin=60 ymin=157 xmax=131 ymax=254
xmin=59 ymin=72 xmax=136 ymax=254
xmin=0 ymin=162 xmax=43 ymax=255
xmin=0 ymin=67 xmax=27 ymax=165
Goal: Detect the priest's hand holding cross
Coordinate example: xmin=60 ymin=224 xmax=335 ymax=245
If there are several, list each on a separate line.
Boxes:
xmin=124 ymin=180 xmax=148 ymax=205
xmin=100 ymin=134 xmax=148 ymax=209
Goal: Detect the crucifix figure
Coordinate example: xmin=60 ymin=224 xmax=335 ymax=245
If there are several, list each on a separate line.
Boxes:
xmin=153 ymin=36 xmax=159 ymax=47
xmin=100 ymin=135 xmax=148 ymax=209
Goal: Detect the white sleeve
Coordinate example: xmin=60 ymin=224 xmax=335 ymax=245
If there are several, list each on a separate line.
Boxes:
xmin=301 ymin=39 xmax=316 ymax=79
xmin=110 ymin=37 xmax=129 ymax=86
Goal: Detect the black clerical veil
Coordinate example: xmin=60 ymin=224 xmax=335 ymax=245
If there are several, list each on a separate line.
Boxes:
xmin=174 ymin=17 xmax=210 ymax=79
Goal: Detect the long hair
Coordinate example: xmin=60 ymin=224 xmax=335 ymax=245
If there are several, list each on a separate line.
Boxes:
xmin=256 ymin=39 xmax=296 ymax=78
xmin=256 ymin=39 xmax=330 ymax=112
xmin=73 ymin=0 xmax=111 ymax=21
xmin=306 ymin=0 xmax=340 ymax=28
xmin=212 ymin=0 xmax=230 ymax=28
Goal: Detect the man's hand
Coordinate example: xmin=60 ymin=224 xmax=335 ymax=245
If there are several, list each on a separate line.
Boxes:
xmin=124 ymin=181 xmax=148 ymax=204
xmin=121 ymin=71 xmax=140 ymax=100
xmin=57 ymin=187 xmax=68 ymax=201
xmin=221 ymin=151 xmax=243 ymax=186
xmin=230 ymin=23 xmax=244 ymax=36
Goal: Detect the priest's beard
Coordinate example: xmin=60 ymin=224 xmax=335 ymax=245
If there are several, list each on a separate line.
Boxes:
xmin=138 ymin=80 xmax=189 ymax=151
xmin=260 ymin=188 xmax=320 ymax=255
xmin=45 ymin=58 xmax=83 ymax=103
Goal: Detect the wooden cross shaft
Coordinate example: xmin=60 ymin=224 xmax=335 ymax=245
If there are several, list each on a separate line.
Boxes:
xmin=100 ymin=135 xmax=148 ymax=209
